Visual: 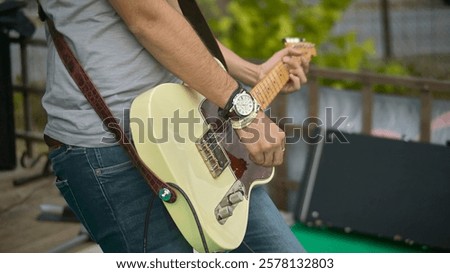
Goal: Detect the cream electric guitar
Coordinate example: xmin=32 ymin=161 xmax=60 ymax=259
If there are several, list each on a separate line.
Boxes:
xmin=130 ymin=38 xmax=316 ymax=252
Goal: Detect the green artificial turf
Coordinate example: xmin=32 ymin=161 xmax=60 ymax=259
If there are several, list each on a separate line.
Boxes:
xmin=291 ymin=223 xmax=431 ymax=253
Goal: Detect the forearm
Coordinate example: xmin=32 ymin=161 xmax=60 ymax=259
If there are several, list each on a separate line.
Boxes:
xmin=218 ymin=41 xmax=261 ymax=87
xmin=107 ymin=0 xmax=236 ymax=108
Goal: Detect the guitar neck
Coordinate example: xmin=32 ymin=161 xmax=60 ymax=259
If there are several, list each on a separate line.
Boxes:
xmin=250 ymin=40 xmax=316 ymax=110
xmin=250 ymin=60 xmax=291 ymax=110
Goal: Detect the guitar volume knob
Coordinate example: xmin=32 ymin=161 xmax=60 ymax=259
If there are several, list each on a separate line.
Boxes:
xmin=228 ymin=191 xmax=244 ymax=205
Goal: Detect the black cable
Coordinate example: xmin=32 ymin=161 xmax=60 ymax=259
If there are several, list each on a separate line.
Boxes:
xmin=142 ymin=183 xmax=210 ymax=253
xmin=168 ymin=183 xmax=210 ymax=253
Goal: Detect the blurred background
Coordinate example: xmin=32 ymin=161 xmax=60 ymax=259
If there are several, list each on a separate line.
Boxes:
xmin=0 ymin=0 xmax=449 ymax=253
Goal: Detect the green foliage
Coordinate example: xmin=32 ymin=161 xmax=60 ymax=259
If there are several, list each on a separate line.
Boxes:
xmin=208 ymin=0 xmax=293 ymax=58
xmin=198 ymin=0 xmax=414 ymax=93
xmin=201 ymin=0 xmax=356 ymax=59
xmin=315 ymin=32 xmax=375 ymax=71
xmin=371 ymin=60 xmax=414 ymax=94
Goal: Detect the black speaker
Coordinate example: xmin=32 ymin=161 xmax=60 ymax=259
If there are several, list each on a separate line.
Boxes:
xmin=295 ymin=129 xmax=450 ymax=251
xmin=0 ymin=32 xmax=16 ymax=170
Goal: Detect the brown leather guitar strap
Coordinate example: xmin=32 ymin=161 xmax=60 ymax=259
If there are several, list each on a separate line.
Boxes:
xmin=37 ymin=3 xmax=176 ymax=203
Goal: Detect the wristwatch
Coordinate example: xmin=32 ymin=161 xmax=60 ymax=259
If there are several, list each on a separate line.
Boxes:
xmin=219 ymin=83 xmax=260 ymax=120
xmin=218 ymin=83 xmax=260 ymax=129
xmin=230 ymin=89 xmax=259 ymax=118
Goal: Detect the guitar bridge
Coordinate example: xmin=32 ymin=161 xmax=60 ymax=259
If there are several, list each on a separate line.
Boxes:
xmin=195 ymin=128 xmax=230 ymax=178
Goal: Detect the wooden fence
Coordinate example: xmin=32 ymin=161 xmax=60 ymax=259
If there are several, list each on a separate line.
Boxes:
xmin=270 ymin=67 xmax=450 ymax=210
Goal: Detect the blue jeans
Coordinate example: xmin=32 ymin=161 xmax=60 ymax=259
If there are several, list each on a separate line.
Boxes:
xmin=49 ymin=144 xmax=305 ymax=253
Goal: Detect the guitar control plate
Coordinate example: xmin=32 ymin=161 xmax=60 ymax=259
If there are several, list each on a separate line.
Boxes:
xmin=214 ymin=180 xmax=246 ymax=225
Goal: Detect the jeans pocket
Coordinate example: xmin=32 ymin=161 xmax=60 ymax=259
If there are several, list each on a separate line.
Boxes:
xmin=54 ymin=177 xmax=97 ymax=242
xmin=95 ymin=160 xmax=134 ymax=177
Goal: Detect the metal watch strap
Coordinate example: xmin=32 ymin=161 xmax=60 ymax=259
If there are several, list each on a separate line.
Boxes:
xmin=39 ymin=4 xmax=177 ymax=203
xmin=230 ymin=111 xmax=259 ymax=129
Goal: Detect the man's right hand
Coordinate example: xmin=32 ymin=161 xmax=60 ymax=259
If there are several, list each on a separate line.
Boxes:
xmin=234 ymin=111 xmax=286 ymax=167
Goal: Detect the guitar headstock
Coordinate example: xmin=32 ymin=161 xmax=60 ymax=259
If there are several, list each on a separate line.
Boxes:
xmin=282 ymin=37 xmax=317 ymax=58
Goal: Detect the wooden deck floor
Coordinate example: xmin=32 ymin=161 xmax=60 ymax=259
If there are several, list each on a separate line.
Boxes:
xmin=0 ymin=158 xmax=100 ymax=253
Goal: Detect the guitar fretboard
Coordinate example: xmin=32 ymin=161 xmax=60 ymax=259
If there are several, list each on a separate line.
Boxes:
xmin=250 ymin=62 xmax=291 ymax=110
xmin=250 ymin=42 xmax=316 ymax=110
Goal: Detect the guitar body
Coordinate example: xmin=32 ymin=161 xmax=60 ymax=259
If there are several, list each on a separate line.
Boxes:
xmin=130 ymin=83 xmax=274 ymax=252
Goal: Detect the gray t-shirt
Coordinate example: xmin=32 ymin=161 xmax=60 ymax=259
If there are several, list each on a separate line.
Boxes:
xmin=41 ymin=0 xmax=179 ymax=147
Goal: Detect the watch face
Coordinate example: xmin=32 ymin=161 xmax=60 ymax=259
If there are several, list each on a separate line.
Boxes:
xmin=234 ymin=92 xmax=255 ymax=117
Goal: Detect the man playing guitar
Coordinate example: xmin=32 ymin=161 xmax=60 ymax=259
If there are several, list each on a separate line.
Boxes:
xmin=41 ymin=0 xmax=310 ymax=252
